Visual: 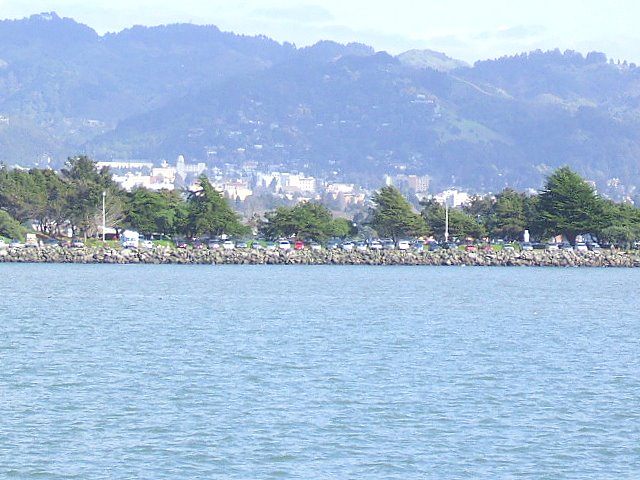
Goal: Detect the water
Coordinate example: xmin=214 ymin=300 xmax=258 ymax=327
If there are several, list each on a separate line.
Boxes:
xmin=1 ymin=264 xmax=639 ymax=479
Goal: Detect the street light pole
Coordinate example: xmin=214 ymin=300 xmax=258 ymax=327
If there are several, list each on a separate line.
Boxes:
xmin=102 ymin=191 xmax=106 ymax=242
xmin=444 ymin=203 xmax=449 ymax=243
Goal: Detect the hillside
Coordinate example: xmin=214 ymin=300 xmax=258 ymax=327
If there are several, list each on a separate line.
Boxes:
xmin=2 ymin=13 xmax=640 ymax=197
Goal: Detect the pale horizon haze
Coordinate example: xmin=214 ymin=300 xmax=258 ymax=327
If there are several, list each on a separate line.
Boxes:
xmin=1 ymin=0 xmax=639 ymax=65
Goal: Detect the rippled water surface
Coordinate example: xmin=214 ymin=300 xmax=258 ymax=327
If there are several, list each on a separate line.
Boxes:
xmin=1 ymin=264 xmax=639 ymax=479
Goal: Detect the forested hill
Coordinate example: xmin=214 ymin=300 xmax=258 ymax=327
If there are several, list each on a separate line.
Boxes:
xmin=2 ymin=12 xmax=640 ymax=196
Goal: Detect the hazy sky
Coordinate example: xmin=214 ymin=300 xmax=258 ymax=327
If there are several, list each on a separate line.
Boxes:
xmin=2 ymin=0 xmax=639 ymax=64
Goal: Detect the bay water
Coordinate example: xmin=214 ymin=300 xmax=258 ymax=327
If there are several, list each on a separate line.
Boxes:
xmin=1 ymin=264 xmax=639 ymax=479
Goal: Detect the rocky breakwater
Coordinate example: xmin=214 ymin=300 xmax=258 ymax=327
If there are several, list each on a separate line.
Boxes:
xmin=2 ymin=244 xmax=640 ymax=267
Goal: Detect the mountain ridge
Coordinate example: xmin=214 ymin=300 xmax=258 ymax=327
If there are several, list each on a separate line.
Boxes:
xmin=1 ymin=12 xmax=640 ymax=198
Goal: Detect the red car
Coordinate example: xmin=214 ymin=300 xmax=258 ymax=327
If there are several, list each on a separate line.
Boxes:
xmin=294 ymin=240 xmax=305 ymax=250
xmin=465 ymin=244 xmax=477 ymax=252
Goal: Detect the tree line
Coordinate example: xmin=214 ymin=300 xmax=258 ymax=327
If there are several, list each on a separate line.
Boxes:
xmin=2 ymin=157 xmax=640 ymax=247
xmin=372 ymin=167 xmax=640 ymax=246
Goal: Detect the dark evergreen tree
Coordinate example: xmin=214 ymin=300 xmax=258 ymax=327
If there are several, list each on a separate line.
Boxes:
xmin=370 ymin=186 xmax=427 ymax=241
xmin=536 ymin=167 xmax=607 ymax=242
xmin=186 ymin=175 xmax=248 ymax=238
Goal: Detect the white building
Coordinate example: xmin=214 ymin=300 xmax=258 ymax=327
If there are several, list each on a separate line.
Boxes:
xmin=176 ymin=154 xmax=207 ymax=178
xmin=433 ymin=189 xmax=471 ymax=208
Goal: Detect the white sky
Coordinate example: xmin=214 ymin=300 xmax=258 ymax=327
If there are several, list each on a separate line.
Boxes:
xmin=1 ymin=0 xmax=639 ymax=64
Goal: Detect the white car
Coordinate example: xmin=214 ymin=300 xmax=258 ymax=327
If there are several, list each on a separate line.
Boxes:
xmin=0 ymin=239 xmax=6 ymax=249
xmin=341 ymin=241 xmax=354 ymax=251
xmin=141 ymin=239 xmax=154 ymax=249
xmin=397 ymin=240 xmax=411 ymax=250
xmin=355 ymin=241 xmax=368 ymax=252
xmin=575 ymin=242 xmax=588 ymax=252
xmin=278 ymin=240 xmax=291 ymax=250
xmin=369 ymin=240 xmax=383 ymax=250
xmin=222 ymin=240 xmax=235 ymax=250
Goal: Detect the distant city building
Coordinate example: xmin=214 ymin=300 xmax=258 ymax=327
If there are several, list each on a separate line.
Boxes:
xmin=255 ymin=171 xmax=316 ymax=194
xmin=384 ymin=174 xmax=430 ymax=194
xmin=222 ymin=181 xmax=253 ymax=201
xmin=111 ymin=172 xmax=152 ymax=191
xmin=433 ymin=189 xmax=471 ymax=207
xmin=176 ymin=154 xmax=207 ymax=178
xmin=150 ymin=160 xmax=177 ymax=189
xmin=96 ymin=160 xmax=154 ymax=171
xmin=326 ymin=183 xmax=355 ymax=197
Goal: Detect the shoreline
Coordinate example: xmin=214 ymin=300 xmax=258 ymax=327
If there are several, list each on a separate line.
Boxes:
xmin=2 ymin=245 xmax=640 ymax=267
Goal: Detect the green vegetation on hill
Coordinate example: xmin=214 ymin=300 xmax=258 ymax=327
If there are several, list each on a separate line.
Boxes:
xmin=3 ymin=14 xmax=640 ymax=196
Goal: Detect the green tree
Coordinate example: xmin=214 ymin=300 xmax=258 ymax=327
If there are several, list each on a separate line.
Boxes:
xmin=0 ymin=209 xmax=26 ymax=239
xmin=125 ymin=188 xmax=185 ymax=236
xmin=598 ymin=201 xmax=640 ymax=248
xmin=464 ymin=194 xmax=495 ymax=229
xmin=331 ymin=217 xmax=354 ymax=239
xmin=536 ymin=167 xmax=607 ymax=243
xmin=261 ymin=202 xmax=348 ymax=242
xmin=0 ymin=167 xmax=70 ymax=236
xmin=186 ymin=175 xmax=248 ymax=238
xmin=61 ymin=155 xmax=124 ymax=239
xmin=370 ymin=186 xmax=427 ymax=241
xmin=27 ymin=168 xmax=70 ymax=236
xmin=492 ymin=188 xmax=526 ymax=241
xmin=421 ymin=199 xmax=485 ymax=240
xmin=0 ymin=167 xmax=37 ymax=223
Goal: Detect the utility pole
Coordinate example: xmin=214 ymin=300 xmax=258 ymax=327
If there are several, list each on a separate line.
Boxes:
xmin=444 ymin=203 xmax=449 ymax=243
xmin=102 ymin=191 xmax=106 ymax=242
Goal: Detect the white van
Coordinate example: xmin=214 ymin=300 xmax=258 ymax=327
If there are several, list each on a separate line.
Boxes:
xmin=121 ymin=230 xmax=140 ymax=248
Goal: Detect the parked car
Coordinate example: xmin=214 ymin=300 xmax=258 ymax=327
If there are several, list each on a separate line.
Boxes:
xmin=310 ymin=242 xmax=322 ymax=251
xmin=464 ymin=244 xmax=477 ymax=252
xmin=208 ymin=240 xmax=221 ymax=249
xmin=427 ymin=241 xmax=441 ymax=252
xmin=222 ymin=240 xmax=235 ymax=250
xmin=235 ymin=240 xmax=248 ymax=249
xmin=251 ymin=241 xmax=263 ymax=250
xmin=574 ymin=242 xmax=588 ymax=252
xmin=545 ymin=243 xmax=559 ymax=251
xmin=559 ymin=242 xmax=573 ymax=251
xmin=355 ymin=241 xmax=368 ymax=252
xmin=43 ymin=238 xmax=60 ymax=247
xmin=71 ymin=239 xmax=85 ymax=248
xmin=278 ymin=240 xmax=291 ymax=250
xmin=341 ymin=241 xmax=354 ymax=251
xmin=369 ymin=240 xmax=383 ymax=250
xmin=587 ymin=242 xmax=602 ymax=252
xmin=141 ymin=239 xmax=154 ymax=249
xmin=502 ymin=244 xmax=515 ymax=252
xmin=0 ymin=239 xmax=6 ymax=249
xmin=327 ymin=240 xmax=340 ymax=250
xmin=175 ymin=239 xmax=188 ymax=249
xmin=294 ymin=240 xmax=305 ymax=250
xmin=382 ymin=240 xmax=396 ymax=250
xmin=265 ymin=241 xmax=277 ymax=250
xmin=520 ymin=242 xmax=533 ymax=251
xmin=9 ymin=239 xmax=24 ymax=248
xmin=397 ymin=240 xmax=411 ymax=251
